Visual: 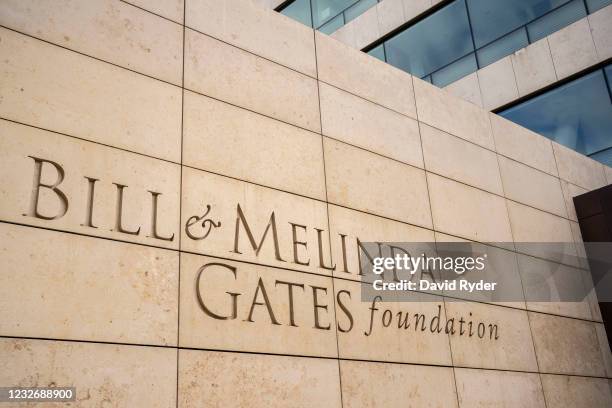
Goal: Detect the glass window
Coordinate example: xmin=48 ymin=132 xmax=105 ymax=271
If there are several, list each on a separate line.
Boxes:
xmin=605 ymin=65 xmax=612 ymax=95
xmin=467 ymin=0 xmax=568 ymax=48
xmin=311 ymin=0 xmax=356 ymax=27
xmin=384 ymin=0 xmax=473 ymax=78
xmin=476 ymin=28 xmax=528 ymax=68
xmin=431 ymin=53 xmax=478 ymax=87
xmin=319 ymin=13 xmax=344 ymax=33
xmin=527 ymin=0 xmax=586 ymax=42
xmin=345 ymin=0 xmax=378 ymax=23
xmin=281 ymin=0 xmax=313 ymax=27
xmin=586 ymin=0 xmax=612 ymax=13
xmin=590 ymin=147 xmax=612 ymax=166
xmin=367 ymin=44 xmax=386 ymax=61
xmin=501 ymin=68 xmax=612 ymax=158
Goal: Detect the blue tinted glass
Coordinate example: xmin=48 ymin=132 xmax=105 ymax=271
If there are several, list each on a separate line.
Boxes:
xmin=384 ymin=0 xmax=473 ymax=78
xmin=432 ymin=53 xmax=478 ymax=87
xmin=468 ymin=0 xmax=568 ymax=47
xmin=527 ymin=0 xmax=586 ymax=42
xmin=281 ymin=0 xmax=313 ymax=27
xmin=319 ymin=13 xmax=344 ymax=33
xmin=367 ymin=44 xmax=386 ymax=61
xmin=312 ymin=0 xmax=356 ymax=27
xmin=345 ymin=0 xmax=378 ymax=23
xmin=477 ymin=28 xmax=528 ymax=68
xmin=606 ymin=65 xmax=612 ymax=95
xmin=586 ymin=0 xmax=612 ymax=13
xmin=501 ymin=69 xmax=612 ymax=157
xmin=590 ymin=148 xmax=612 ymax=166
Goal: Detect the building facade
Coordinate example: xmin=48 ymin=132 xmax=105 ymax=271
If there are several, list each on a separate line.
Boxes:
xmin=278 ymin=0 xmax=612 ymax=166
xmin=1 ymin=0 xmax=612 ymax=406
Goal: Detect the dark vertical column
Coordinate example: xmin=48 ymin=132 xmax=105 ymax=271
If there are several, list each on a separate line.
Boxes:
xmin=574 ymin=184 xmax=612 ymax=345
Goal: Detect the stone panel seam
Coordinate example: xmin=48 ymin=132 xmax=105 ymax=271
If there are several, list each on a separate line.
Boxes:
xmin=411 ymin=71 xmax=462 ymax=408
xmin=119 ymin=0 xmax=183 ymax=25
xmin=176 ymin=1 xmax=187 ymax=406
xmin=7 ymin=334 xmax=610 ymax=378
xmin=313 ymin=25 xmax=345 ymax=408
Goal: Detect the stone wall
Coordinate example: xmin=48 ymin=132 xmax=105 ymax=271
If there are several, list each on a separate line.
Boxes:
xmin=1 ymin=0 xmax=611 ymax=406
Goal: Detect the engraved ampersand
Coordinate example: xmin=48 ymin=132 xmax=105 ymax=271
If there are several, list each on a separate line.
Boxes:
xmin=185 ymin=204 xmax=221 ymax=240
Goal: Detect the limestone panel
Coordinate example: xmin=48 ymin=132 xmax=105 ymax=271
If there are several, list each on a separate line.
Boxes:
xmin=414 ymin=78 xmax=494 ymax=150
xmin=376 ymin=0 xmax=406 ymax=36
xmin=444 ymin=72 xmax=483 ymax=108
xmin=0 ymin=120 xmax=181 ymax=249
xmin=185 ymin=0 xmax=317 ymax=77
xmin=330 ymin=23 xmax=357 ymax=49
xmin=184 ymin=29 xmax=320 ymax=132
xmin=328 ymin=204 xmax=434 ymax=282
xmin=319 ymin=82 xmax=422 ymax=167
xmin=334 ymin=278 xmax=453 ymax=365
xmin=553 ymin=142 xmax=607 ymax=190
xmin=0 ymin=0 xmax=183 ymax=84
xmin=445 ymin=301 xmax=538 ymax=371
xmin=180 ymin=167 xmax=331 ymax=276
xmin=0 ymin=28 xmax=182 ymax=162
xmin=517 ymin=254 xmax=592 ymax=321
xmin=529 ymin=312 xmax=605 ymax=376
xmin=560 ymin=180 xmax=588 ymax=222
xmin=490 ymin=113 xmax=558 ymax=177
xmin=478 ymin=57 xmax=519 ymax=110
xmin=589 ymin=5 xmax=612 ymax=61
xmin=511 ymin=39 xmax=557 ymax=97
xmin=351 ymin=7 xmax=380 ymax=49
xmin=340 ymin=360 xmax=458 ymax=408
xmin=455 ymin=368 xmax=546 ymax=408
xmin=401 ymin=0 xmax=432 ymax=21
xmin=0 ymin=224 xmax=178 ymax=346
xmin=506 ymin=201 xmax=576 ymax=264
xmin=596 ymin=323 xmax=612 ymax=378
xmin=548 ymin=19 xmax=598 ymax=80
xmin=125 ymin=0 xmax=184 ymax=23
xmin=178 ymin=350 xmax=341 ymax=408
xmin=183 ymin=90 xmax=326 ymax=200
xmin=179 ymin=254 xmax=337 ymax=357
xmin=421 ymin=124 xmax=503 ymax=195
xmin=324 ymin=137 xmax=432 ymax=228
xmin=541 ymin=374 xmax=612 ymax=408
xmin=427 ymin=173 xmax=513 ymax=243
xmin=315 ymin=32 xmax=417 ymax=118
xmin=435 ymin=232 xmax=526 ymax=309
xmin=498 ymin=156 xmax=567 ymax=218
xmin=0 ymin=339 xmax=177 ymax=407
xmin=605 ymin=165 xmax=612 ymax=185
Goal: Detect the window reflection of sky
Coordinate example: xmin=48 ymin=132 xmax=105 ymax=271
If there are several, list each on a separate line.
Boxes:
xmin=501 ymin=66 xmax=612 ymax=165
xmin=385 ymin=1 xmax=473 ymax=79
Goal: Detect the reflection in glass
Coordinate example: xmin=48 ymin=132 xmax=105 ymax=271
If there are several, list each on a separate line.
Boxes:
xmin=281 ymin=0 xmax=313 ymax=27
xmin=345 ymin=0 xmax=378 ymax=23
xmin=501 ymin=66 xmax=612 ymax=165
xmin=526 ymin=0 xmax=586 ymax=42
xmin=319 ymin=13 xmax=344 ymax=34
xmin=476 ymin=28 xmax=528 ymax=68
xmin=590 ymin=148 xmax=612 ymax=166
xmin=385 ymin=0 xmax=473 ymax=79
xmin=311 ymin=0 xmax=356 ymax=27
xmin=367 ymin=43 xmax=386 ymax=61
xmin=432 ymin=54 xmax=478 ymax=87
xmin=586 ymin=0 xmax=612 ymax=13
xmin=467 ymin=0 xmax=568 ymax=48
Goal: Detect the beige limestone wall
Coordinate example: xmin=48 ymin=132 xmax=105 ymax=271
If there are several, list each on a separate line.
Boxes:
xmin=0 ymin=0 xmax=611 ymax=406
